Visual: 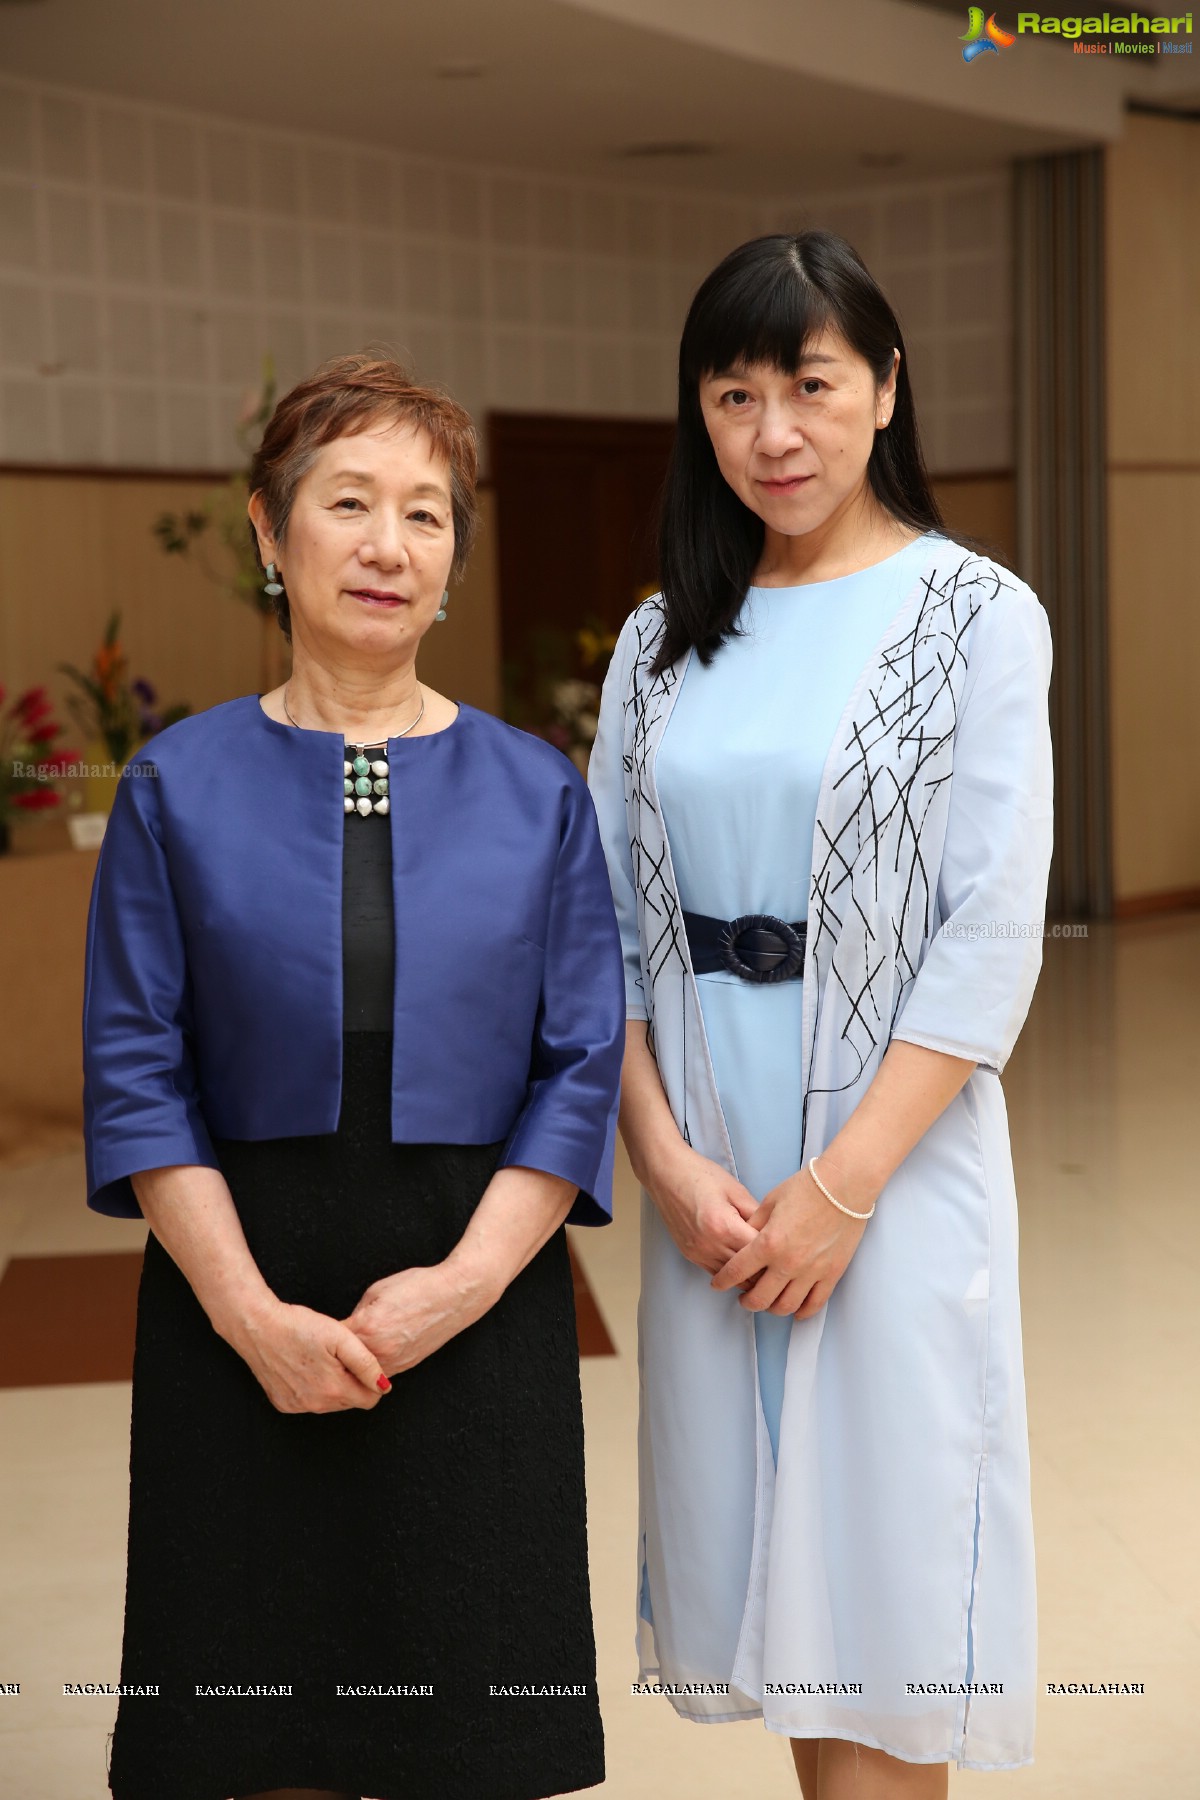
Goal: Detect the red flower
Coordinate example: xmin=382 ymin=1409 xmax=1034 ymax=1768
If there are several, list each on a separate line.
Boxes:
xmin=10 ymin=788 xmax=61 ymax=811
xmin=35 ymin=748 xmax=83 ymax=775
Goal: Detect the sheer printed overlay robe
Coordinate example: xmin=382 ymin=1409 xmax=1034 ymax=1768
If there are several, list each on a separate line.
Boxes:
xmin=587 ymin=542 xmax=1054 ymax=1770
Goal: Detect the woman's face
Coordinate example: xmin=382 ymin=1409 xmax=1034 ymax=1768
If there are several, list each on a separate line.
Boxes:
xmin=698 ymin=325 xmax=899 ymax=538
xmin=250 ymin=421 xmax=455 ymax=659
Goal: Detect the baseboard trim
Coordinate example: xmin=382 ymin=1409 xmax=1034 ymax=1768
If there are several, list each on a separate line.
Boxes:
xmin=1113 ymin=888 xmax=1200 ymax=919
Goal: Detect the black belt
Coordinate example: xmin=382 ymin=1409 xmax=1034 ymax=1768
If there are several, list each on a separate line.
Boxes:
xmin=683 ymin=910 xmax=807 ymax=983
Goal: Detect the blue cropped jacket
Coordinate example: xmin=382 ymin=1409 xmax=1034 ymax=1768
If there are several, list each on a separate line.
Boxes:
xmin=82 ymin=695 xmax=625 ymax=1227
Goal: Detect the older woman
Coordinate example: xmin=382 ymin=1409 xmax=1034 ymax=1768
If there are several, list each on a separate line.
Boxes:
xmin=588 ymin=234 xmax=1054 ymax=1796
xmin=83 ymin=354 xmax=624 ymax=1800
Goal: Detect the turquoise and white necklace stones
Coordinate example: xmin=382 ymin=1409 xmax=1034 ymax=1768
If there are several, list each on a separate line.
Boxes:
xmin=344 ymin=747 xmax=390 ymax=817
xmin=281 ymin=682 xmax=425 ymax=818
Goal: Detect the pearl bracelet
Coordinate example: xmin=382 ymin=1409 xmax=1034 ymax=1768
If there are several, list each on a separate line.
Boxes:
xmin=807 ymin=1155 xmax=876 ymax=1220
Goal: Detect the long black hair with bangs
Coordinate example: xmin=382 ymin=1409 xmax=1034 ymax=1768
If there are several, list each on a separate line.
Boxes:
xmin=651 ymin=231 xmax=948 ymax=676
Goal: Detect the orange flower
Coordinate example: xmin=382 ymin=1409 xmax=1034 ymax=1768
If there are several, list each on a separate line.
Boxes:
xmin=94 ymin=640 xmax=126 ymax=701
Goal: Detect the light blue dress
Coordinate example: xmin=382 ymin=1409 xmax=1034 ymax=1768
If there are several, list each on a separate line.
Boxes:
xmin=592 ymin=529 xmax=1049 ymax=1762
xmin=655 ymin=533 xmax=938 ymax=1466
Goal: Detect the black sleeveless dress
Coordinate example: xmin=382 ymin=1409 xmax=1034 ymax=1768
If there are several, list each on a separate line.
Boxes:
xmin=105 ymin=753 xmax=606 ymax=1800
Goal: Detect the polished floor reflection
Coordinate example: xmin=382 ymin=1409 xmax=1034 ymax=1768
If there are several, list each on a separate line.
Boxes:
xmin=0 ymin=913 xmax=1194 ymax=1797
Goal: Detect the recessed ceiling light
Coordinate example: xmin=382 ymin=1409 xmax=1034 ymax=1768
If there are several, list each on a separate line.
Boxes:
xmin=617 ymin=141 xmax=718 ymax=159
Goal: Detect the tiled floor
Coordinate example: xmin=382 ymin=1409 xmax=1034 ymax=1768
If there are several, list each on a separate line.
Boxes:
xmin=1 ymin=912 xmax=1196 ymax=1797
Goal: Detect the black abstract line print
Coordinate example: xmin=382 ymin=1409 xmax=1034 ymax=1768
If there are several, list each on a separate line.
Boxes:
xmin=618 ymin=553 xmax=1020 ymax=1162
xmin=800 ymin=554 xmax=1009 ymax=1150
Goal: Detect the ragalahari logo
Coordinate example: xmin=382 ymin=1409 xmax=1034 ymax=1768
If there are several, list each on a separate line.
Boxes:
xmin=961 ymin=7 xmax=1017 ymax=58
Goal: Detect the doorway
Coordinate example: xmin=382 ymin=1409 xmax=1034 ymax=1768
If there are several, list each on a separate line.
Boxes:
xmin=487 ymin=412 xmax=675 ymax=733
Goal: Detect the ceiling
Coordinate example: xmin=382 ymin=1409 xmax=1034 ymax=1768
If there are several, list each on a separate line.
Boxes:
xmin=0 ymin=0 xmax=1187 ymax=195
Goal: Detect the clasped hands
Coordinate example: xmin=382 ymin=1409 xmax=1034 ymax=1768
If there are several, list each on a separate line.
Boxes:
xmin=229 ymin=1261 xmax=481 ymax=1417
xmin=652 ymin=1145 xmax=878 ymax=1320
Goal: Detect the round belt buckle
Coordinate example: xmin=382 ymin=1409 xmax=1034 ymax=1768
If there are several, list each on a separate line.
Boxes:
xmin=719 ymin=913 xmax=806 ymax=983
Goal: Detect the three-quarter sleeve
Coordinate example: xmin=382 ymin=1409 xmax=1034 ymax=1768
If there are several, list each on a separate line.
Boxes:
xmin=83 ymin=760 xmax=221 ymax=1216
xmin=891 ymin=588 xmax=1055 ymax=1075
xmin=498 ymin=771 xmax=625 ymax=1227
xmin=587 ymin=610 xmax=648 ymax=1021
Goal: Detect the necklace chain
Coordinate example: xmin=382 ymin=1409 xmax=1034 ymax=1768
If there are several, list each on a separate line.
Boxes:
xmin=279 ymin=682 xmax=424 ymax=820
xmin=281 ymin=681 xmax=425 ymax=743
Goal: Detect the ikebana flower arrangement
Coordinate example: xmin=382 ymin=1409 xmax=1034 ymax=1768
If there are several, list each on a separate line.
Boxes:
xmin=0 ymin=683 xmax=81 ymax=852
xmin=504 ymin=618 xmax=619 ymax=773
xmin=545 ymin=677 xmax=602 ymax=770
xmin=152 ymin=357 xmax=288 ymax=693
xmin=546 ymin=621 xmax=620 ymax=770
xmin=575 ymin=620 xmax=621 ymax=680
xmin=58 ymin=610 xmax=190 ymax=771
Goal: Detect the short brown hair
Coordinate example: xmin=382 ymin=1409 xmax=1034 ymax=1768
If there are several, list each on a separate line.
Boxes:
xmin=247 ymin=352 xmax=479 ymax=640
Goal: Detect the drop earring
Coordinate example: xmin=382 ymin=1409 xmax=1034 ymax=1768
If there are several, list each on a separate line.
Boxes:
xmin=435 ymin=589 xmax=448 ymax=622
xmin=263 ymin=561 xmax=284 ymax=597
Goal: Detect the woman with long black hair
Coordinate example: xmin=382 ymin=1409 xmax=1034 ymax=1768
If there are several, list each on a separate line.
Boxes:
xmin=588 ymin=233 xmax=1053 ymax=1796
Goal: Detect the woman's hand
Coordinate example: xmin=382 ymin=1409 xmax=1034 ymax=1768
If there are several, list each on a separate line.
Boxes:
xmin=709 ymin=1160 xmax=876 ymax=1318
xmin=229 ymin=1298 xmax=392 ymax=1413
xmin=617 ymin=1019 xmax=760 ymax=1277
xmin=342 ymin=1264 xmax=476 ymax=1378
xmin=646 ymin=1141 xmax=765 ymax=1277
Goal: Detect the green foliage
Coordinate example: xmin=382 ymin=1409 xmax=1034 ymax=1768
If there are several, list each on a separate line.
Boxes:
xmin=153 ymin=356 xmax=277 ymax=616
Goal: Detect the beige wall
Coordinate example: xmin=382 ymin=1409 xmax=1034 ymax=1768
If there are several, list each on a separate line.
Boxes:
xmin=0 ymin=473 xmax=501 ymax=805
xmin=1105 ymin=114 xmax=1200 ymax=909
xmin=0 ymin=845 xmax=97 ymax=1163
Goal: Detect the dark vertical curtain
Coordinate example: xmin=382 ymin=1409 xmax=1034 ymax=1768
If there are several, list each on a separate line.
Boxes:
xmin=1013 ymin=148 xmax=1112 ymax=920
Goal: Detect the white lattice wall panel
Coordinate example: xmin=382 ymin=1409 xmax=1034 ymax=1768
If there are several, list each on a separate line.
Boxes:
xmin=0 ymin=75 xmax=1011 ymax=476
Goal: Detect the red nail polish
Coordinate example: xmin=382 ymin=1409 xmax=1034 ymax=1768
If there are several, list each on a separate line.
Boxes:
xmin=377 ymin=1374 xmax=391 ymax=1392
